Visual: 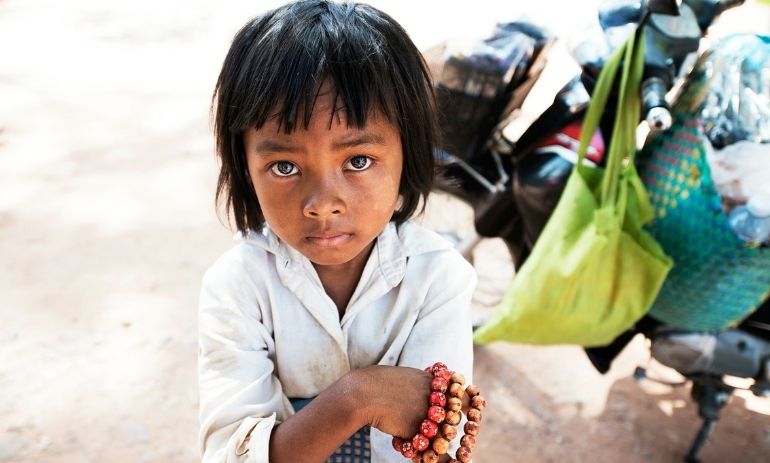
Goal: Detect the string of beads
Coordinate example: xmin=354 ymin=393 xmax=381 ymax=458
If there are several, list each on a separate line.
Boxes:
xmin=391 ymin=362 xmax=485 ymax=463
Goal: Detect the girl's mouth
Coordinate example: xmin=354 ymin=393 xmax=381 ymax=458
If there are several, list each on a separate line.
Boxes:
xmin=305 ymin=233 xmax=353 ymax=248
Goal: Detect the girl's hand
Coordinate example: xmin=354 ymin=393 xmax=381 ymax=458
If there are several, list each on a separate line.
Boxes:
xmin=351 ymin=365 xmax=434 ymax=438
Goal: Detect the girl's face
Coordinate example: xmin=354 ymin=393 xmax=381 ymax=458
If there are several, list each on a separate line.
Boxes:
xmin=244 ymin=91 xmax=403 ymax=271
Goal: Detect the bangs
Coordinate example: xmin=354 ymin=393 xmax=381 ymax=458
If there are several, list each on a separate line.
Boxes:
xmin=220 ymin=1 xmax=418 ymax=134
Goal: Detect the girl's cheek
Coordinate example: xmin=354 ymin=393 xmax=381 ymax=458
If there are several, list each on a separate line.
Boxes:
xmin=361 ymin=182 xmax=399 ymax=215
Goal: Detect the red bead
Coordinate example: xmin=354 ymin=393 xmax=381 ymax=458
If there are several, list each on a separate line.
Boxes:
xmin=420 ymin=419 xmax=438 ymax=438
xmin=392 ymin=436 xmax=404 ymax=452
xmin=401 ymin=441 xmax=417 ymax=458
xmin=412 ymin=433 xmax=430 ymax=452
xmin=431 ymin=376 xmax=448 ymax=393
xmin=429 ymin=391 xmax=446 ymax=407
xmin=427 ymin=405 xmax=446 ymax=423
xmin=434 ymin=370 xmax=452 ymax=381
xmin=430 ymin=362 xmax=448 ymax=374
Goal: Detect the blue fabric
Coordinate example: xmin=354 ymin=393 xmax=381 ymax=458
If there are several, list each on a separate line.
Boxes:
xmin=290 ymin=398 xmax=372 ymax=463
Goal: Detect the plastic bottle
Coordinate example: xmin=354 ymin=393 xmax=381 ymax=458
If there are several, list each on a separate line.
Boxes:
xmin=728 ymin=195 xmax=770 ymax=246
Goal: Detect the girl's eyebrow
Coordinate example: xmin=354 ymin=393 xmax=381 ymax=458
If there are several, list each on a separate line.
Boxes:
xmin=252 ymin=132 xmax=387 ymax=154
xmin=331 ymin=133 xmax=387 ymax=150
xmin=253 ymin=139 xmax=303 ymax=154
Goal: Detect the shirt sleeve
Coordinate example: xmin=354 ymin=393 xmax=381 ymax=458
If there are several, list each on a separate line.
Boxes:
xmin=370 ymin=250 xmax=477 ymax=462
xmin=198 ymin=259 xmax=293 ymax=463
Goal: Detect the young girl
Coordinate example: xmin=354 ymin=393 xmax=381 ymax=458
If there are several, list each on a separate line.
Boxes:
xmin=198 ymin=1 xmax=476 ymax=462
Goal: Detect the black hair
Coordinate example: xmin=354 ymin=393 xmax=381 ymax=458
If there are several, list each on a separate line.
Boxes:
xmin=212 ymin=0 xmax=438 ymax=233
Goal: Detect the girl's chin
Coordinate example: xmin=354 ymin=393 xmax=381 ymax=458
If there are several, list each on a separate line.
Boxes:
xmin=307 ymin=249 xmax=361 ymax=265
xmin=302 ymin=241 xmax=375 ymax=269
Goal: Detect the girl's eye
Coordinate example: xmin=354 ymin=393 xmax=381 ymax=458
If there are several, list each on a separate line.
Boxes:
xmin=270 ymin=161 xmax=298 ymax=177
xmin=346 ymin=155 xmax=372 ymax=171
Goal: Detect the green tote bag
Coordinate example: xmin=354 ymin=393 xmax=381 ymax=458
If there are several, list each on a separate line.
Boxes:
xmin=474 ymin=27 xmax=673 ymax=347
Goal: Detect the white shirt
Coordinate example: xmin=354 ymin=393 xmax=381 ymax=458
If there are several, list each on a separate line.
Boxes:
xmin=198 ymin=221 xmax=476 ymax=463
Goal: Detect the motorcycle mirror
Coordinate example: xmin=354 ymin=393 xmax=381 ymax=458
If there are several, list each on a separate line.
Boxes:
xmin=646 ymin=0 xmax=682 ymax=15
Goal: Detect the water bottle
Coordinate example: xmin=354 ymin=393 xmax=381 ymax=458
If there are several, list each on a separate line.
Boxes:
xmin=728 ymin=195 xmax=770 ymax=246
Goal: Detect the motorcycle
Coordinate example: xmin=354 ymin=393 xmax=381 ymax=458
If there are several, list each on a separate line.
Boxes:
xmin=428 ymin=0 xmax=770 ymax=461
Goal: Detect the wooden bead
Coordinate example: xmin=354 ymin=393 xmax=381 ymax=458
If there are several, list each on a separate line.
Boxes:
xmin=471 ymin=395 xmax=486 ymax=411
xmin=421 ymin=449 xmax=439 ymax=463
xmin=431 ymin=436 xmax=450 ymax=455
xmin=460 ymin=434 xmax=477 ymax=449
xmin=447 ymin=397 xmax=462 ymax=412
xmin=450 ymin=372 xmax=465 ymax=385
xmin=431 ymin=376 xmax=448 ymax=393
xmin=465 ymin=384 xmax=480 ymax=397
xmin=467 ymin=408 xmax=482 ymax=423
xmin=447 ymin=460 xmax=460 ymax=463
xmin=445 ymin=409 xmax=462 ymax=426
xmin=464 ymin=421 xmax=479 ymax=436
xmin=456 ymin=445 xmax=472 ymax=463
xmin=440 ymin=422 xmax=457 ymax=440
xmin=411 ymin=456 xmax=422 ymax=463
xmin=448 ymin=381 xmax=465 ymax=399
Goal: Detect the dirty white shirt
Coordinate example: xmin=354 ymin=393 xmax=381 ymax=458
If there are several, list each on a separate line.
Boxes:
xmin=198 ymin=221 xmax=476 ymax=463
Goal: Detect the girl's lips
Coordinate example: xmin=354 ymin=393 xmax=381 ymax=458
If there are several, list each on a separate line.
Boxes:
xmin=305 ymin=233 xmax=353 ymax=247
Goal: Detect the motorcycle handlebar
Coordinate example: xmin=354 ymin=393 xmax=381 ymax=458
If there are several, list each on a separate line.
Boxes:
xmin=641 ymin=76 xmax=673 ymax=131
xmin=718 ymin=0 xmax=746 ymax=12
xmin=689 ymin=0 xmax=746 ymax=32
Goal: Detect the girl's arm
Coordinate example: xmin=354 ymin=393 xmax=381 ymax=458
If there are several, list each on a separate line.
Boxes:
xmin=268 ymin=366 xmax=434 ymax=463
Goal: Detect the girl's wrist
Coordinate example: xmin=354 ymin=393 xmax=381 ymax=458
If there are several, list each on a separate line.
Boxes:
xmin=340 ymin=367 xmax=377 ymax=428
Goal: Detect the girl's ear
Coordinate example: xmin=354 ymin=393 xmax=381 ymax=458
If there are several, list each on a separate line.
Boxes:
xmin=395 ymin=194 xmax=404 ymax=212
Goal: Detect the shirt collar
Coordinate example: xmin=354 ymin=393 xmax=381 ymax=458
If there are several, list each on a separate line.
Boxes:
xmin=238 ymin=221 xmax=452 ymax=288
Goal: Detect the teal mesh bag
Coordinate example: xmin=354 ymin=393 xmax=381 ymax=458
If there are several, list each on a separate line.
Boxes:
xmin=638 ymin=36 xmax=770 ymax=331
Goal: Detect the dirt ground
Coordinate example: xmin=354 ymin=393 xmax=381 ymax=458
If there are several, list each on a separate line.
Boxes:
xmin=1 ymin=1 xmax=769 ymax=462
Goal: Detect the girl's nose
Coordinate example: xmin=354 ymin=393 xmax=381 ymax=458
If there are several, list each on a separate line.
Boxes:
xmin=302 ymin=178 xmax=347 ymax=219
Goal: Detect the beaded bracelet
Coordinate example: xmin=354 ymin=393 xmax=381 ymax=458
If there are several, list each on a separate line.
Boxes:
xmin=391 ymin=362 xmax=485 ymax=463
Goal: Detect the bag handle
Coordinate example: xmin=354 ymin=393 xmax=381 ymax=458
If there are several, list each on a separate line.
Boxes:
xmin=576 ymin=25 xmax=646 ymax=209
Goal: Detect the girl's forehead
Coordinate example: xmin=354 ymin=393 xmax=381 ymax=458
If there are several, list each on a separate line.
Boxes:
xmin=263 ymin=87 xmax=394 ymax=134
